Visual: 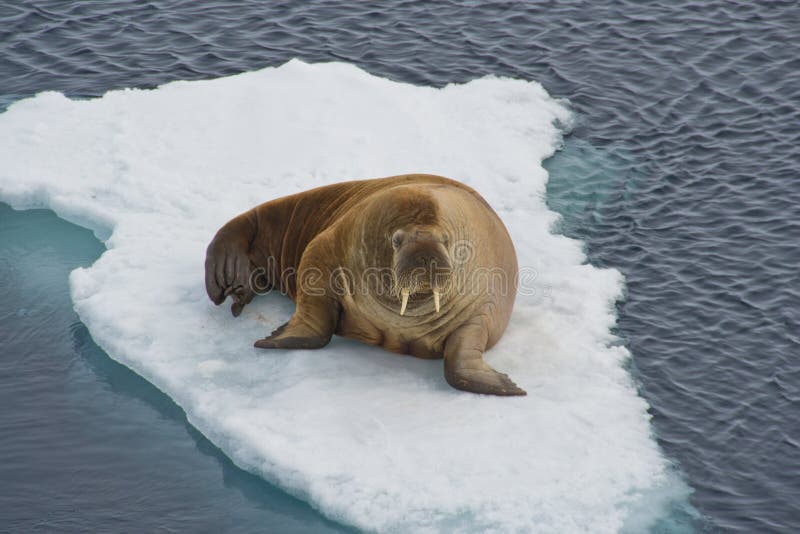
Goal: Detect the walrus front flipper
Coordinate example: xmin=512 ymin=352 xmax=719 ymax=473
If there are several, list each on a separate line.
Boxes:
xmin=444 ymin=315 xmax=526 ymax=396
xmin=254 ymin=302 xmax=338 ymax=349
xmin=254 ymin=249 xmax=339 ymax=349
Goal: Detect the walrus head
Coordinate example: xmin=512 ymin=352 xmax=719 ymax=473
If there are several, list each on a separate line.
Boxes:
xmin=390 ymin=225 xmax=452 ymax=315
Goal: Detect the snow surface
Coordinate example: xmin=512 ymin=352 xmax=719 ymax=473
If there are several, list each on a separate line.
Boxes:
xmin=0 ymin=60 xmax=685 ymax=532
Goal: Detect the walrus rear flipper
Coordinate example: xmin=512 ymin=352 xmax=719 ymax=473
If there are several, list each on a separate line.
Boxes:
xmin=444 ymin=315 xmax=526 ymax=396
xmin=204 ymin=211 xmax=258 ymax=317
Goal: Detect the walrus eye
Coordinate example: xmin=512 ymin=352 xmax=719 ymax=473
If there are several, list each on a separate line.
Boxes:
xmin=441 ymin=233 xmax=449 ymax=246
xmin=391 ymin=230 xmax=405 ymax=250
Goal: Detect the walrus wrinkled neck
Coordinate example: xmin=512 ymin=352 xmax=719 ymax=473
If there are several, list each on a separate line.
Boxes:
xmin=247 ymin=193 xmax=323 ymax=298
xmin=250 ymin=181 xmax=396 ymax=297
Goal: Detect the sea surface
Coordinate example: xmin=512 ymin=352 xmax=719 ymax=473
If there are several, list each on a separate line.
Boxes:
xmin=1 ymin=1 xmax=798 ymax=532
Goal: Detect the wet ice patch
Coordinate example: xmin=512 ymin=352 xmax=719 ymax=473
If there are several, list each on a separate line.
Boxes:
xmin=0 ymin=60 xmax=685 ymax=532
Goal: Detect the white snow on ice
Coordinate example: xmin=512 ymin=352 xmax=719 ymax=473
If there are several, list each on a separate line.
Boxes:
xmin=0 ymin=60 xmax=686 ymax=532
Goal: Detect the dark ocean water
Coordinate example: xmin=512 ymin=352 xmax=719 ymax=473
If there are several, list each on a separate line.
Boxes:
xmin=1 ymin=1 xmax=798 ymax=532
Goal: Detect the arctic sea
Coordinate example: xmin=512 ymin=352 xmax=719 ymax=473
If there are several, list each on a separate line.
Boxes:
xmin=1 ymin=1 xmax=798 ymax=533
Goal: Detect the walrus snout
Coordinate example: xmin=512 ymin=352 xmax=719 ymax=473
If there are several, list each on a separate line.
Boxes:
xmin=396 ymin=244 xmax=452 ymax=273
xmin=392 ymin=227 xmax=451 ymax=265
xmin=391 ymin=227 xmax=453 ymax=315
xmin=393 ymin=238 xmax=452 ymax=284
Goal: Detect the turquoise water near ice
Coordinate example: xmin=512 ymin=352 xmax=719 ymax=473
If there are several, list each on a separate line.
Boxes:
xmin=0 ymin=203 xmax=349 ymax=533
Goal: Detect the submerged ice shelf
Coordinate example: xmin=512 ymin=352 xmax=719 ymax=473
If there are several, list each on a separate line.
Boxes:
xmin=0 ymin=60 xmax=687 ymax=532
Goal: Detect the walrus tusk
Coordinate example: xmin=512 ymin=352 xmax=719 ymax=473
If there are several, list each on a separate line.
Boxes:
xmin=433 ymin=288 xmax=440 ymax=313
xmin=400 ymin=289 xmax=409 ymax=316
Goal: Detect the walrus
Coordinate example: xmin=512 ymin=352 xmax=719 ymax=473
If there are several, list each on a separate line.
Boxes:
xmin=205 ymin=174 xmax=525 ymax=396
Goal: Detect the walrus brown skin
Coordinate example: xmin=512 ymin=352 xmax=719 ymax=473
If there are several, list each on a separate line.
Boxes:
xmin=205 ymin=174 xmax=524 ymax=396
